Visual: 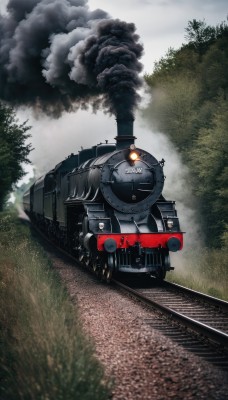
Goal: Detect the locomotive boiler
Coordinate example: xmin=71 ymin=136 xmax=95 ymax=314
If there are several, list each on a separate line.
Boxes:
xmin=23 ymin=118 xmax=183 ymax=282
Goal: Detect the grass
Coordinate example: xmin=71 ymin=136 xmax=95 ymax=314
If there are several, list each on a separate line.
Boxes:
xmin=167 ymin=247 xmax=228 ymax=300
xmin=0 ymin=211 xmax=111 ymax=400
xmin=1 ymin=209 xmax=226 ymax=399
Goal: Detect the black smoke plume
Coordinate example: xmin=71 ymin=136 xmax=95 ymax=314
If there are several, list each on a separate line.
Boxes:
xmin=0 ymin=0 xmax=143 ymax=119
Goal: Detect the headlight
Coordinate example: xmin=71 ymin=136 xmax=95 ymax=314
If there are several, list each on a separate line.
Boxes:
xmin=129 ymin=151 xmax=139 ymax=161
xmin=99 ymin=222 xmax=105 ymax=230
xmin=129 ymin=145 xmax=140 ymax=161
xmin=167 ymin=219 xmax=174 ymax=229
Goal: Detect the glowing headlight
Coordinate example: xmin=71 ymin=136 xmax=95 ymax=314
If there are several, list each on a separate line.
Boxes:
xmin=167 ymin=219 xmax=174 ymax=229
xmin=129 ymin=151 xmax=139 ymax=161
xmin=99 ymin=222 xmax=105 ymax=230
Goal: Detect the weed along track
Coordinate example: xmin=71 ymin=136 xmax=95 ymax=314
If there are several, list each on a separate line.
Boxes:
xmin=29 ymin=222 xmax=228 ymax=400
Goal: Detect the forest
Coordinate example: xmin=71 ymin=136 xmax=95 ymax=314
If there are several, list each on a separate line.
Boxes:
xmin=144 ymin=18 xmax=228 ymax=250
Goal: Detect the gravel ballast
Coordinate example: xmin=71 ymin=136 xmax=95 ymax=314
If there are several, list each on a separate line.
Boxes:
xmin=49 ymin=252 xmax=227 ymax=400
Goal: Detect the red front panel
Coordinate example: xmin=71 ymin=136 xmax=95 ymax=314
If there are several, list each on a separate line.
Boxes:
xmin=97 ymin=233 xmax=184 ymax=251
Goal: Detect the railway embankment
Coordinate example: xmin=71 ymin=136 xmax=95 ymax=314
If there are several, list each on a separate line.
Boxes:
xmin=44 ymin=234 xmax=228 ymax=399
xmin=0 ymin=211 xmax=110 ymax=400
xmin=1 ymin=211 xmax=227 ymax=399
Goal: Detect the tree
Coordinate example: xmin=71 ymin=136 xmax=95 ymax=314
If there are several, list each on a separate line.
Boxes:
xmin=191 ymin=97 xmax=228 ymax=247
xmin=185 ymin=19 xmax=216 ymax=55
xmin=0 ymin=102 xmax=32 ymax=210
xmin=144 ymin=18 xmax=228 ymax=247
xmin=184 ymin=18 xmax=228 ymax=58
xmin=199 ymin=40 xmax=228 ymax=101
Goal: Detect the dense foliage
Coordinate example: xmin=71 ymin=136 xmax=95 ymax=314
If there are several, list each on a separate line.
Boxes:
xmin=144 ymin=19 xmax=228 ymax=248
xmin=0 ymin=103 xmax=32 ymax=210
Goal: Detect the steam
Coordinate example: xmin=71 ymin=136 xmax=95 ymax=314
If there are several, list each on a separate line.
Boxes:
xmin=0 ymin=0 xmax=143 ymax=118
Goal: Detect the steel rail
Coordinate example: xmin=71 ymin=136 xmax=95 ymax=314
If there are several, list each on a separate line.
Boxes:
xmin=163 ymin=281 xmax=228 ymax=311
xmin=113 ymin=279 xmax=228 ymax=348
xmin=20 ymin=215 xmax=228 ymax=348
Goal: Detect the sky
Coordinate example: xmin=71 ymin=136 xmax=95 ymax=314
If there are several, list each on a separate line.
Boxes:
xmin=0 ymin=0 xmax=226 ymax=173
xmin=89 ymin=0 xmax=228 ymax=74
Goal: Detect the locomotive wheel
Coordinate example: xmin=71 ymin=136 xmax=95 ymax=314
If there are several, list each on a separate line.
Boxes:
xmin=85 ymin=258 xmax=90 ymax=267
xmin=106 ymin=268 xmax=112 ymax=284
xmin=154 ymin=252 xmax=170 ymax=281
xmin=96 ymin=268 xmax=102 ymax=279
xmin=92 ymin=257 xmax=100 ymax=273
xmin=101 ymin=265 xmax=107 ymax=282
xmin=101 ymin=262 xmax=112 ymax=284
xmin=155 ymin=268 xmax=166 ymax=281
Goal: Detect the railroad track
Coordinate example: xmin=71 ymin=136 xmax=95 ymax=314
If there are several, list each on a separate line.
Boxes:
xmin=113 ymin=277 xmax=228 ymax=371
xmin=22 ymin=216 xmax=228 ymax=371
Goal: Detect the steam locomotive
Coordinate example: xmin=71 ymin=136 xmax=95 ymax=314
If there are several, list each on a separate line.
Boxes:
xmin=23 ymin=118 xmax=183 ymax=282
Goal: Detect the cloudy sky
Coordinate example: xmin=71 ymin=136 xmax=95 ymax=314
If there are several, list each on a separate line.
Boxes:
xmin=89 ymin=0 xmax=228 ymax=73
xmin=1 ymin=0 xmax=227 ymax=174
xmin=1 ymin=0 xmax=227 ymax=73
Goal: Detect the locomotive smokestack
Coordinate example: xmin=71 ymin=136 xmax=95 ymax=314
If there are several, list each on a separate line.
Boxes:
xmin=115 ymin=117 xmax=136 ymax=149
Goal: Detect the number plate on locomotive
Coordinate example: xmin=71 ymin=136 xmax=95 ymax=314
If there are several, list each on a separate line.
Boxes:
xmin=125 ymin=167 xmax=143 ymax=174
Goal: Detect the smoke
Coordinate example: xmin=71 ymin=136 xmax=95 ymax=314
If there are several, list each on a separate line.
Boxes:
xmin=0 ymin=0 xmax=143 ymax=118
xmin=74 ymin=19 xmax=143 ymax=119
xmin=136 ymin=122 xmax=202 ymax=247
